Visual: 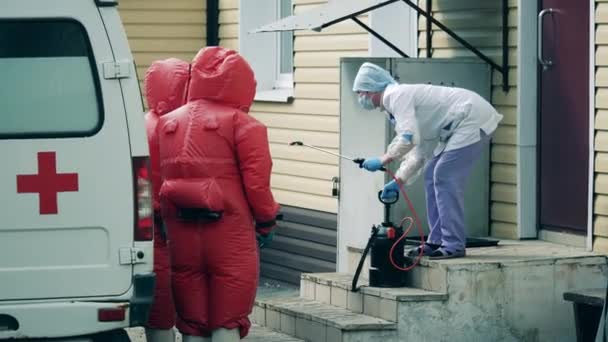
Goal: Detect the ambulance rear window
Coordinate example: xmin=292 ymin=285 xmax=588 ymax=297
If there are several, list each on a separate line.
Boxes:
xmin=0 ymin=20 xmax=102 ymax=138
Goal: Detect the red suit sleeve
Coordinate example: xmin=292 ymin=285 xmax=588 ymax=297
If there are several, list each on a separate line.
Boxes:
xmin=234 ymin=114 xmax=280 ymax=234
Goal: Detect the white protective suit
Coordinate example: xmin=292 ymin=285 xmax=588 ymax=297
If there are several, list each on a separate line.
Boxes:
xmin=380 ymin=83 xmax=504 ymax=184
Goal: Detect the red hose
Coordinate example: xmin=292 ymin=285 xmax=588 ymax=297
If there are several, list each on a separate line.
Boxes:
xmin=385 ymin=169 xmax=426 ymax=271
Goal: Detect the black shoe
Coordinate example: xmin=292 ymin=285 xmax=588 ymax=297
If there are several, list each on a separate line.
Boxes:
xmin=406 ymin=243 xmax=441 ymax=257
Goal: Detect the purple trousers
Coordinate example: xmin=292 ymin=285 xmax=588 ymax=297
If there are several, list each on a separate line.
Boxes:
xmin=425 ymin=131 xmax=490 ymax=252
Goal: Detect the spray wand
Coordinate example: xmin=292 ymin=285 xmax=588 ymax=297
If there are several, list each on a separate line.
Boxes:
xmin=288 ymin=141 xmax=426 ymax=284
xmin=289 ymin=141 xmax=386 ymax=171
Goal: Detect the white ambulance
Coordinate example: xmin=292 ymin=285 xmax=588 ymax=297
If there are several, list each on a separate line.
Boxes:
xmin=0 ymin=0 xmax=154 ymax=341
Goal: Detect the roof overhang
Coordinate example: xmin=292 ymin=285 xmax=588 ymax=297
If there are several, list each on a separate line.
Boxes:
xmin=250 ymin=0 xmax=398 ymax=33
xmin=250 ymin=0 xmax=510 ymax=91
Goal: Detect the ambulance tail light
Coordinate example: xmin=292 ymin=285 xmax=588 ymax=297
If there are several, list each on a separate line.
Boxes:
xmin=98 ymin=307 xmax=126 ymax=322
xmin=133 ymin=157 xmax=153 ymax=241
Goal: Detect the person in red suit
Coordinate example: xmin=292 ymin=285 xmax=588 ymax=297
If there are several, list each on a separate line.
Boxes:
xmin=157 ymin=47 xmax=280 ymax=342
xmin=143 ymin=58 xmax=190 ymax=342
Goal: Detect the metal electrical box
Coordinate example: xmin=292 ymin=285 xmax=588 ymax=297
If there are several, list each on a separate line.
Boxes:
xmin=337 ymin=58 xmax=492 ymax=271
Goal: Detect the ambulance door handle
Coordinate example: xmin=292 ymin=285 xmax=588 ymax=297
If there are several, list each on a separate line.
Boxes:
xmin=103 ymin=61 xmax=132 ymax=79
xmin=538 ymin=8 xmax=555 ymax=70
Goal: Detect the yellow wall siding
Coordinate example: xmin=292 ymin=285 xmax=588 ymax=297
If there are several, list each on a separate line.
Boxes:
xmin=279 ymin=3 xmax=369 ymax=213
xmin=218 ymin=0 xmax=367 ymax=213
xmin=594 ymin=0 xmax=608 ymax=252
xmin=217 ymin=0 xmax=520 ymax=219
xmin=119 ymin=0 xmax=207 ymax=96
xmin=418 ymin=0 xmax=519 ymax=238
xmin=218 ymin=0 xmax=238 ymax=50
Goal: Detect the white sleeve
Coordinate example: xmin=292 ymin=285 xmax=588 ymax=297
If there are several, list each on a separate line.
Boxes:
xmin=381 ymin=87 xmax=417 ymax=163
xmin=391 ymin=87 xmax=418 ymax=139
xmin=382 ymin=133 xmax=414 ymax=164
xmin=394 ymin=146 xmax=425 ymax=184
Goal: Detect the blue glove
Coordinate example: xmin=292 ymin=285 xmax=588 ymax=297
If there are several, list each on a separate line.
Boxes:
xmin=381 ymin=180 xmax=400 ymax=200
xmin=257 ymin=231 xmax=275 ymax=248
xmin=361 ymin=158 xmax=383 ymax=172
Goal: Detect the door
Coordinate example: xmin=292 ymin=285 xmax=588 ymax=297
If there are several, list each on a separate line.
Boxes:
xmin=0 ymin=0 xmax=134 ymax=300
xmin=539 ymin=0 xmax=589 ymax=233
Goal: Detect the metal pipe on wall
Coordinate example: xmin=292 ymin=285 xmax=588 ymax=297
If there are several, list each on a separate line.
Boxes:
xmin=426 ymin=0 xmax=432 ymax=57
xmin=206 ymin=0 xmax=220 ymax=46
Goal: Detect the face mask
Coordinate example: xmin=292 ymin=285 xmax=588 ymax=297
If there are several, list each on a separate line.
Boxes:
xmin=358 ymin=94 xmax=376 ymax=110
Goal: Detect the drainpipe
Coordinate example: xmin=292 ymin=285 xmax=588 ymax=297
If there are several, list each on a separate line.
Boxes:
xmin=206 ymin=0 xmax=220 ymax=46
xmin=516 ymin=0 xmax=538 ymax=239
xmin=587 ymin=0 xmax=596 ymax=251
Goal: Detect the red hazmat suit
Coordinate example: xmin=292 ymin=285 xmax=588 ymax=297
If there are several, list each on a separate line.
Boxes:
xmin=158 ymin=47 xmax=280 ymax=338
xmin=143 ymin=58 xmax=190 ymax=330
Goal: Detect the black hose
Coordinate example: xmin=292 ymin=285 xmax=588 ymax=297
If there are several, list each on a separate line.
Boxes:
xmin=351 ymin=227 xmax=378 ymax=292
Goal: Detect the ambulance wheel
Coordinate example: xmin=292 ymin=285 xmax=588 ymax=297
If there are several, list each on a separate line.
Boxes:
xmin=91 ymin=329 xmax=131 ymax=342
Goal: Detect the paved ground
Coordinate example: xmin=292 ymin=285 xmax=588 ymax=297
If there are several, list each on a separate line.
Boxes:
xmin=126 ymin=325 xmax=303 ymax=342
xmin=256 ymin=277 xmax=299 ymax=300
xmin=126 ymin=278 xmax=299 ymax=341
xmin=126 ymin=327 xmax=178 ymax=342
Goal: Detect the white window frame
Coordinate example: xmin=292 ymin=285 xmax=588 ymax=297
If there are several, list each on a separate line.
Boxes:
xmin=239 ymin=0 xmax=294 ymax=103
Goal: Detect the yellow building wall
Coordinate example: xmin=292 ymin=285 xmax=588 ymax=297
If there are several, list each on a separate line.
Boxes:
xmin=418 ymin=0 xmax=519 ymax=239
xmin=219 ymin=0 xmax=368 ymax=213
xmin=218 ymin=0 xmax=521 ymax=227
xmin=593 ymin=0 xmax=608 ymax=251
xmin=118 ymin=1 xmax=608 ymax=244
xmin=119 ymin=0 xmax=207 ymax=94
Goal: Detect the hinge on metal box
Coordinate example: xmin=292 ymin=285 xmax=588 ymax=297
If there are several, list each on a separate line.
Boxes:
xmin=103 ymin=61 xmax=132 ymax=79
xmin=119 ymin=247 xmax=145 ymax=265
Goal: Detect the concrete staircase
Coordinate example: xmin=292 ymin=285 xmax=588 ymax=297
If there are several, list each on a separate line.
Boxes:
xmin=252 ymin=272 xmax=447 ymax=342
xmin=252 ymin=295 xmax=397 ymax=342
xmin=246 ymin=324 xmax=305 ymax=342
xmin=252 ymin=241 xmax=608 ymax=342
xmin=299 ymin=273 xmax=446 ymax=322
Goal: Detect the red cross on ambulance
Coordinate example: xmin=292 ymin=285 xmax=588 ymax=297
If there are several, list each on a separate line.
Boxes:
xmin=16 ymin=151 xmax=79 ymax=215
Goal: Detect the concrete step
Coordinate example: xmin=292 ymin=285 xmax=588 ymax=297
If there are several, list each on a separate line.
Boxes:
xmin=346 ymin=246 xmax=449 ymax=293
xmin=349 ymin=240 xmax=608 ymax=294
xmin=246 ymin=324 xmax=305 ymax=341
xmin=252 ymin=296 xmax=398 ymax=342
xmin=348 ymin=241 xmax=608 ymax=341
xmin=300 ymin=272 xmax=447 ymax=322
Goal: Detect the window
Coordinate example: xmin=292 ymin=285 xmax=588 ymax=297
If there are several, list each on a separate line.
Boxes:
xmin=239 ymin=0 xmax=294 ymax=102
xmin=0 ymin=20 xmax=102 ymax=138
xmin=277 ymin=0 xmax=293 ymax=88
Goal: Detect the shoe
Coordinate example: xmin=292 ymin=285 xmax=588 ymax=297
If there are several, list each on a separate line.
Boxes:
xmin=428 ymin=247 xmax=466 ymax=259
xmin=406 ymin=243 xmax=440 ymax=257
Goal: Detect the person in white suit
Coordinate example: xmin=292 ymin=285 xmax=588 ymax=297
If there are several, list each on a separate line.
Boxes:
xmin=355 ymin=62 xmax=503 ymax=259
